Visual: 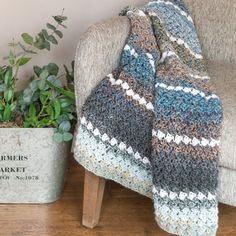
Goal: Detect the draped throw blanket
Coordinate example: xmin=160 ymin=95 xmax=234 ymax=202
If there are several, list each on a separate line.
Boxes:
xmin=75 ymin=1 xmax=223 ymax=235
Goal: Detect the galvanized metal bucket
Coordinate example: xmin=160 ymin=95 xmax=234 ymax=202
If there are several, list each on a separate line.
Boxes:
xmin=0 ymin=128 xmax=70 ymax=203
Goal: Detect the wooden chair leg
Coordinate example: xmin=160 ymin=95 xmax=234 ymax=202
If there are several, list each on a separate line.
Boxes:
xmin=82 ymin=169 xmax=106 ymax=228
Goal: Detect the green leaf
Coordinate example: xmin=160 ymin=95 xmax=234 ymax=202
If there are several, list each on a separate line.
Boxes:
xmin=44 ymin=41 xmax=51 ymax=51
xmin=37 ymin=117 xmax=51 ymax=128
xmin=53 ymin=132 xmax=63 ymax=143
xmin=67 ymin=114 xmax=75 ymax=120
xmin=0 ymin=84 xmax=6 ymax=93
xmin=38 ymin=79 xmax=46 ymax=90
xmin=39 ymin=93 xmax=46 ymax=104
xmin=33 ymin=66 xmax=42 ymax=77
xmin=31 ymin=92 xmax=39 ymax=102
xmin=0 ymin=70 xmax=4 ymax=83
xmin=50 ymin=121 xmax=58 ymax=127
xmin=45 ymin=63 xmax=59 ymax=76
xmin=3 ymin=104 xmax=11 ymax=121
xmin=40 ymin=70 xmax=49 ymax=80
xmin=29 ymin=80 xmax=39 ymax=91
xmin=46 ymin=105 xmax=54 ymax=120
xmin=47 ymin=75 xmax=62 ymax=87
xmin=42 ymin=29 xmax=49 ymax=40
xmin=63 ymin=132 xmax=73 ymax=141
xmin=59 ymin=120 xmax=71 ymax=132
xmin=56 ymin=114 xmax=69 ymax=123
xmin=18 ymin=42 xmax=37 ymax=54
xmin=29 ymin=103 xmax=37 ymax=117
xmin=4 ymin=89 xmax=13 ymax=102
xmin=10 ymin=101 xmax=17 ymax=112
xmin=64 ymin=62 xmax=75 ymax=83
xmin=35 ymin=34 xmax=50 ymax=50
xmin=40 ymin=91 xmax=51 ymax=96
xmin=0 ymin=100 xmax=4 ymax=110
xmin=22 ymin=88 xmax=33 ymax=104
xmin=60 ymin=24 xmax=67 ymax=29
xmin=0 ymin=66 xmax=4 ymax=75
xmin=53 ymin=98 xmax=61 ymax=119
xmin=23 ymin=121 xmax=30 ymax=128
xmin=71 ymin=60 xmax=75 ymax=71
xmin=59 ymin=98 xmax=74 ymax=108
xmin=53 ymin=15 xmax=67 ymax=24
xmin=4 ymin=68 xmax=13 ymax=86
xmin=48 ymin=35 xmax=58 ymax=45
xmin=46 ymin=80 xmax=75 ymax=100
xmin=33 ymin=40 xmax=45 ymax=50
xmin=9 ymin=50 xmax=15 ymax=65
xmin=16 ymin=57 xmax=31 ymax=66
xmin=55 ymin=30 xmax=63 ymax=38
xmin=38 ymin=31 xmax=46 ymax=41
xmin=46 ymin=23 xmax=56 ymax=31
xmin=21 ymin=33 xmax=34 ymax=45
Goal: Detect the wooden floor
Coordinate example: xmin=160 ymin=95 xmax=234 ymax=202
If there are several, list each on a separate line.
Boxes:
xmin=1 ymin=157 xmax=236 ymax=236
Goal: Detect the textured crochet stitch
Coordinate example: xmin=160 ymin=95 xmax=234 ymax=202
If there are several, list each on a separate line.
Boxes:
xmin=75 ymin=0 xmax=223 ymax=235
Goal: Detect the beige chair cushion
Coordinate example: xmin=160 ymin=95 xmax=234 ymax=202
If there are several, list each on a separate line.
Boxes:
xmin=185 ymin=0 xmax=236 ymax=63
xmin=208 ymin=62 xmax=236 ymax=169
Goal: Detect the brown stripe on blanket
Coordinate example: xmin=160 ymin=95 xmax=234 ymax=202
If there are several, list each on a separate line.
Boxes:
xmin=152 ymin=137 xmax=219 ymax=160
xmin=153 ymin=118 xmax=221 ymax=140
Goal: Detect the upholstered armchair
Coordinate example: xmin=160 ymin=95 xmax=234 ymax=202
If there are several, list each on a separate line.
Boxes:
xmin=73 ymin=0 xmax=236 ymax=228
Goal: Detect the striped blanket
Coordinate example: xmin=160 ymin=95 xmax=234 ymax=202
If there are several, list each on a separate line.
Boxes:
xmin=75 ymin=1 xmax=223 ymax=235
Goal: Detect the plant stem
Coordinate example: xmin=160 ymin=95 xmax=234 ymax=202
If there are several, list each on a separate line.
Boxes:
xmin=37 ymin=96 xmax=49 ymax=119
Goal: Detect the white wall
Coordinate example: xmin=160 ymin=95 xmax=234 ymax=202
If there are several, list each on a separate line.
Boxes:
xmin=0 ymin=0 xmax=146 ymax=88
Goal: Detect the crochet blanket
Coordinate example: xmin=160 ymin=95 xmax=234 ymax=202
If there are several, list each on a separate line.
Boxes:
xmin=76 ymin=1 xmax=223 ymax=235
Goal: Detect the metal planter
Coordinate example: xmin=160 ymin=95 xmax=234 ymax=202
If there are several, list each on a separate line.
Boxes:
xmin=0 ymin=128 xmax=70 ymax=203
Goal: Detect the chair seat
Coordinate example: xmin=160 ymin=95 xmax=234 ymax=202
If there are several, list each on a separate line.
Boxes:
xmin=208 ymin=61 xmax=236 ymax=170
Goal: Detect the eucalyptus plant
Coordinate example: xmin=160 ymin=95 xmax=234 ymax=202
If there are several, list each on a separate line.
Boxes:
xmin=19 ymin=62 xmax=75 ymax=142
xmin=0 ymin=11 xmax=76 ymax=143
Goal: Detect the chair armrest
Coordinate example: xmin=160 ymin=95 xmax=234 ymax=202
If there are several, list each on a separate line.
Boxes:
xmin=74 ymin=16 xmax=130 ymax=115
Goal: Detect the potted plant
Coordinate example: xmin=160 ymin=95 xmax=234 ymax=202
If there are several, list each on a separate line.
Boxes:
xmin=0 ymin=11 xmax=76 ymax=203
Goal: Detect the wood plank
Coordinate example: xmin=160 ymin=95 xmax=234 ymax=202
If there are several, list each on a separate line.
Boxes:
xmin=0 ymin=157 xmax=235 ymax=235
